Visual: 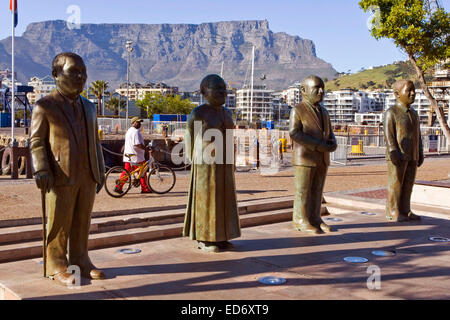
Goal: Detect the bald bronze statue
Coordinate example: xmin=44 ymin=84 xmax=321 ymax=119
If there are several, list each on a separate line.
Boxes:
xmin=289 ymin=75 xmax=337 ymax=234
xmin=384 ymin=80 xmax=424 ymax=222
xmin=183 ymin=74 xmax=241 ymax=253
xmin=30 ymin=52 xmax=106 ymax=285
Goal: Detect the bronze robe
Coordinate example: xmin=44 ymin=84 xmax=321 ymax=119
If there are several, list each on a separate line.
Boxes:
xmin=183 ymin=104 xmax=241 ymax=242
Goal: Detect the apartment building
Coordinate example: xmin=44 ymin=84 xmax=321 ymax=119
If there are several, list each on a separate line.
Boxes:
xmin=354 ymin=112 xmax=384 ymax=125
xmin=236 ymin=84 xmax=274 ymax=121
xmin=115 ymin=82 xmax=179 ymax=101
xmin=282 ymin=83 xmax=302 ymax=107
xmin=323 ymin=89 xmax=359 ymax=124
xmin=27 ymin=76 xmax=56 ymax=105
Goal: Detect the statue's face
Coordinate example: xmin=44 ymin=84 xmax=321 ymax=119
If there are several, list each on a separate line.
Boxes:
xmin=54 ymin=56 xmax=87 ymax=98
xmin=203 ymin=78 xmax=227 ymax=107
xmin=301 ymin=77 xmax=325 ymax=105
xmin=396 ymin=81 xmax=416 ymax=107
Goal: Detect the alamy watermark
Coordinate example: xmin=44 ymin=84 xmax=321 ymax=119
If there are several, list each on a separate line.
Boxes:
xmin=366 ymin=265 xmax=381 ymax=290
xmin=67 ymin=264 xmax=81 ymax=289
xmin=66 ymin=5 xmax=81 ymax=30
xmin=170 ymin=122 xmax=284 ymax=175
xmin=366 ymin=5 xmax=381 ymax=30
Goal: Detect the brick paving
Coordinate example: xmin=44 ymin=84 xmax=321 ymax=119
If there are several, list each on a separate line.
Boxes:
xmin=0 ymin=157 xmax=449 ymax=221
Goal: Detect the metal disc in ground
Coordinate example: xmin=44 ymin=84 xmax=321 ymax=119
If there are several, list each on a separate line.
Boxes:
xmin=360 ymin=212 xmax=377 ymax=216
xmin=344 ymin=257 xmax=368 ymax=263
xmin=429 ymin=237 xmax=450 ymax=242
xmin=118 ymin=248 xmax=142 ymax=254
xmin=325 ymin=217 xmax=343 ymax=222
xmin=258 ymin=276 xmax=287 ymax=285
xmin=372 ymin=250 xmax=396 ymax=257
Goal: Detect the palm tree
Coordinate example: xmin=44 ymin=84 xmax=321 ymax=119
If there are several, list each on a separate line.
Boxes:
xmin=89 ymin=80 xmax=109 ymax=115
xmin=105 ymin=95 xmax=126 ymax=117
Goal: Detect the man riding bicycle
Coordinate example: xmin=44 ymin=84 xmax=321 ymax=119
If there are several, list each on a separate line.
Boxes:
xmin=114 ymin=117 xmax=152 ymax=194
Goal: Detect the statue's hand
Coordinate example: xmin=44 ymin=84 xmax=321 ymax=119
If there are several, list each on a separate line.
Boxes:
xmin=316 ymin=141 xmax=329 ymax=153
xmin=418 ymin=154 xmax=424 ymax=168
xmin=326 ymin=140 xmax=337 ymax=152
xmin=390 ymin=150 xmax=404 ymax=166
xmin=34 ymin=171 xmax=54 ymax=193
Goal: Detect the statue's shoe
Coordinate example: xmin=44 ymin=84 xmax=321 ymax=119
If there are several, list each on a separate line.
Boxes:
xmin=50 ymin=272 xmax=76 ymax=286
xmin=396 ymin=215 xmax=410 ymax=222
xmin=295 ymin=224 xmax=323 ymax=234
xmin=320 ymin=222 xmax=335 ymax=233
xmin=386 ymin=212 xmax=408 ymax=222
xmin=408 ymin=212 xmax=422 ymax=221
xmin=75 ymin=262 xmax=106 ymax=280
xmin=84 ymin=268 xmax=105 ymax=280
xmin=217 ymin=241 xmax=233 ymax=249
xmin=197 ymin=241 xmax=219 ymax=253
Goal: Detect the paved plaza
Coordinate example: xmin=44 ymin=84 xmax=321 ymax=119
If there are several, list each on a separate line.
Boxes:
xmin=0 ymin=209 xmax=449 ymax=300
xmin=0 ymin=157 xmax=449 ymax=300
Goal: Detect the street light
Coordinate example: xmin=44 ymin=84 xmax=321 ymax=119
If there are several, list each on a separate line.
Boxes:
xmin=125 ymin=40 xmax=133 ymax=128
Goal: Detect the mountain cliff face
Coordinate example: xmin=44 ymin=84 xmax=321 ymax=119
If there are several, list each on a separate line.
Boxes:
xmin=0 ymin=20 xmax=337 ymax=91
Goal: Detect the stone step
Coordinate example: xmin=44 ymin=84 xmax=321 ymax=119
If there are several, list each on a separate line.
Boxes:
xmin=0 ymin=207 xmax=295 ymax=264
xmin=0 ymin=197 xmax=295 ymax=245
xmin=0 ymin=196 xmax=294 ymax=229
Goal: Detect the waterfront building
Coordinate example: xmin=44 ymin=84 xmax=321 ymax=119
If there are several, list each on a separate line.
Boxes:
xmin=115 ymin=82 xmax=179 ymax=101
xmin=27 ymin=76 xmax=56 ymax=105
xmin=236 ymin=84 xmax=274 ymax=121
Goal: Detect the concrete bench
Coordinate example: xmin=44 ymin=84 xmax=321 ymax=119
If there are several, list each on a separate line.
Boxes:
xmin=411 ymin=180 xmax=450 ymax=209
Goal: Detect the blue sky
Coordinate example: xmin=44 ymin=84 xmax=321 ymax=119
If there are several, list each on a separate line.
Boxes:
xmin=1 ymin=0 xmax=449 ymax=73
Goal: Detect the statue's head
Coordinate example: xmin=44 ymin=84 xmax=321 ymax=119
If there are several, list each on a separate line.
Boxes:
xmin=301 ymin=75 xmax=325 ymax=105
xmin=52 ymin=52 xmax=87 ymax=99
xmin=200 ymin=74 xmax=227 ymax=107
xmin=393 ymin=80 xmax=415 ymax=107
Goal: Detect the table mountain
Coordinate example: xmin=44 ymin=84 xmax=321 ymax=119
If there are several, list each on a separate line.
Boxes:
xmin=0 ymin=20 xmax=337 ymax=91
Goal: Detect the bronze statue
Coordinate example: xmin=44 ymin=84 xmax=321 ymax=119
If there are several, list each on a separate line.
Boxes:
xmin=289 ymin=75 xmax=337 ymax=234
xmin=30 ymin=52 xmax=106 ymax=285
xmin=183 ymin=74 xmax=241 ymax=252
xmin=384 ymin=80 xmax=424 ymax=222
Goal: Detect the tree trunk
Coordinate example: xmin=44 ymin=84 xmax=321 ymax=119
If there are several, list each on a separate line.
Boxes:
xmin=97 ymin=97 xmax=101 ymax=116
xmin=408 ymin=53 xmax=450 ymax=148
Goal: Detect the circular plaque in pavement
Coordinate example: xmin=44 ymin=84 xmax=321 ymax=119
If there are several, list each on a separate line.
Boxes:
xmin=258 ymin=276 xmax=287 ymax=285
xmin=325 ymin=217 xmax=343 ymax=222
xmin=360 ymin=212 xmax=377 ymax=216
xmin=118 ymin=248 xmax=142 ymax=254
xmin=429 ymin=237 xmax=449 ymax=242
xmin=371 ymin=250 xmax=396 ymax=257
xmin=344 ymin=256 xmax=369 ymax=263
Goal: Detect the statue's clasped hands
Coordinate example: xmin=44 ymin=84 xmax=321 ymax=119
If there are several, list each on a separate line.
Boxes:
xmin=389 ymin=150 xmax=405 ymax=166
xmin=317 ymin=139 xmax=337 ymax=153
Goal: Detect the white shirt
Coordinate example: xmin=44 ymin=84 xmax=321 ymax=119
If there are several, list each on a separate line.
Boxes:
xmin=123 ymin=127 xmax=145 ymax=163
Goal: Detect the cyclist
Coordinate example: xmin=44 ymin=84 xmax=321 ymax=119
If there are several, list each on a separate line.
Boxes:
xmin=114 ymin=117 xmax=152 ymax=194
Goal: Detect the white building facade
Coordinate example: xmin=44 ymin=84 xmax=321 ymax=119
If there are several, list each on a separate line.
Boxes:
xmin=27 ymin=76 xmax=56 ymax=105
xmin=236 ymin=85 xmax=274 ymax=121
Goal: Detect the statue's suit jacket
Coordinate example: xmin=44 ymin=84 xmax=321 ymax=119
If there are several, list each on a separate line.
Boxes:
xmin=289 ymin=101 xmax=336 ymax=167
xmin=30 ymin=90 xmax=105 ymax=186
xmin=384 ymin=103 xmax=423 ymax=162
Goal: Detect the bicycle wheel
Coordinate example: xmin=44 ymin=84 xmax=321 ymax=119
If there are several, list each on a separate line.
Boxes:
xmin=105 ymin=166 xmax=132 ymax=198
xmin=147 ymin=166 xmax=176 ymax=194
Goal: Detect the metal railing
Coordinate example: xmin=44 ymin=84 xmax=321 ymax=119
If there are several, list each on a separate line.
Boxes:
xmin=97 ymin=118 xmax=186 ymax=137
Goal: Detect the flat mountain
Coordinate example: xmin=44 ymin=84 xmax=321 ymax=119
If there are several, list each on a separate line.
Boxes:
xmin=0 ymin=20 xmax=337 ymax=91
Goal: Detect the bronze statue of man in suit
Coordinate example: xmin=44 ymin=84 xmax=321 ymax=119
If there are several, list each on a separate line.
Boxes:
xmin=384 ymin=79 xmax=424 ymax=222
xmin=289 ymin=75 xmax=337 ymax=234
xmin=30 ymin=52 xmax=106 ymax=285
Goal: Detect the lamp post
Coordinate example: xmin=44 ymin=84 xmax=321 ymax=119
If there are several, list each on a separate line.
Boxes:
xmin=125 ymin=40 xmax=133 ymax=128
